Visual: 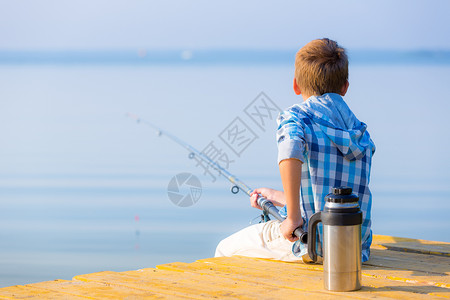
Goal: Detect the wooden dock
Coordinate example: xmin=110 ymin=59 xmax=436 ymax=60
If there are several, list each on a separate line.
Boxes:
xmin=1 ymin=235 xmax=449 ymax=299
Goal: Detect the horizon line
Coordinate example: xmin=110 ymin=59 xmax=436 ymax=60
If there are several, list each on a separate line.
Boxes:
xmin=0 ymin=48 xmax=449 ymax=65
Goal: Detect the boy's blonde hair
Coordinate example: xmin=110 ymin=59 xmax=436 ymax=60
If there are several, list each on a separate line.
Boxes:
xmin=295 ymin=38 xmax=348 ymax=96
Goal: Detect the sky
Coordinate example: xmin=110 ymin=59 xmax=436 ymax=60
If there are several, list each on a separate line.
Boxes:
xmin=1 ymin=0 xmax=449 ymax=51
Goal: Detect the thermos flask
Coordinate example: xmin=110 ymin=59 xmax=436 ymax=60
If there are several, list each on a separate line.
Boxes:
xmin=307 ymin=187 xmax=362 ymax=291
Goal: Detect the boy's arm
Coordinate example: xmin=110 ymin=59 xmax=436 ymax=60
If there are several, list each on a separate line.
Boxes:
xmin=279 ymin=158 xmax=303 ymax=242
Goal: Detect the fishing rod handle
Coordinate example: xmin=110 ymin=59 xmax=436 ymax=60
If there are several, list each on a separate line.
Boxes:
xmin=294 ymin=227 xmax=308 ymax=244
xmin=257 ymin=196 xmax=308 ymax=243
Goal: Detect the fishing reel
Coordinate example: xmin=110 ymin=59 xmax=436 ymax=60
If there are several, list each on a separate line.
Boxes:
xmin=250 ymin=211 xmax=271 ymax=224
xmin=231 ymin=185 xmax=271 ymax=224
xmin=261 ymin=211 xmax=271 ymax=222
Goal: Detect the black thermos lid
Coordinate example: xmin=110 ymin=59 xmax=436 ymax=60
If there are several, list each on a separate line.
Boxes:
xmin=326 ymin=186 xmax=359 ymax=203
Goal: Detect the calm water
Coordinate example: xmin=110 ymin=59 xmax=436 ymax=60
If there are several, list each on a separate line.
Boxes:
xmin=1 ymin=59 xmax=449 ymax=287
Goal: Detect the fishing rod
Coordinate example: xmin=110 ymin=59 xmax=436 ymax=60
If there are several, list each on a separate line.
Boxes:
xmin=126 ymin=113 xmax=307 ymax=244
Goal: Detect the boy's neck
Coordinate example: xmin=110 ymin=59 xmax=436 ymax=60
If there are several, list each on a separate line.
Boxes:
xmin=301 ymin=93 xmax=313 ymax=102
xmin=296 ymin=81 xmax=349 ymax=102
xmin=301 ymin=92 xmax=346 ymax=102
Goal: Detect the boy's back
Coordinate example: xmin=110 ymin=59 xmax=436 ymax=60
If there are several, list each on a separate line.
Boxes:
xmin=277 ymin=93 xmax=375 ymax=261
xmin=215 ymin=38 xmax=375 ymax=262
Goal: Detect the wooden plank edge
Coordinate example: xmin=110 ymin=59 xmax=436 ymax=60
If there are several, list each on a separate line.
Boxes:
xmin=372 ymin=235 xmax=450 ymax=257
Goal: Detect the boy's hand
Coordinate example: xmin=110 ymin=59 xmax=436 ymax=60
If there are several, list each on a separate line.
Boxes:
xmin=250 ymin=188 xmax=286 ymax=210
xmin=281 ymin=217 xmax=303 ymax=242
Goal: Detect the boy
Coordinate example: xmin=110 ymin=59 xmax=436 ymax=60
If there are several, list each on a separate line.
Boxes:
xmin=215 ymin=38 xmax=375 ymax=262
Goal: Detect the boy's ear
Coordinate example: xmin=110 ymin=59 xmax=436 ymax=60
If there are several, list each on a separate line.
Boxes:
xmin=340 ymin=81 xmax=349 ymax=96
xmin=293 ymin=78 xmax=301 ymax=95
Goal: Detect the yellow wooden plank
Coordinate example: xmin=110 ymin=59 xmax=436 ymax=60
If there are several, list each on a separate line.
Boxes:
xmin=75 ymin=268 xmax=339 ymax=300
xmin=204 ymin=255 xmax=450 ymax=298
xmin=365 ymin=248 xmax=450 ymax=287
xmin=197 ymin=241 xmax=450 ymax=291
xmin=74 ymin=271 xmax=199 ymax=299
xmin=368 ymin=248 xmax=450 ymax=274
xmin=2 ymin=255 xmax=449 ymax=300
xmin=372 ymin=235 xmax=450 ymax=256
xmin=157 ymin=257 xmax=450 ymax=299
xmin=0 ymin=280 xmax=88 ymax=299
xmin=28 ymin=277 xmax=168 ymax=299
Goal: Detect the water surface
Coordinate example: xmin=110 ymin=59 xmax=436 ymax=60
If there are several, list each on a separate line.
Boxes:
xmin=1 ymin=59 xmax=449 ymax=287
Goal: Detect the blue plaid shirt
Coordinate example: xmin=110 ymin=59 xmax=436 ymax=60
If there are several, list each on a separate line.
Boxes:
xmin=277 ymin=93 xmax=375 ymax=262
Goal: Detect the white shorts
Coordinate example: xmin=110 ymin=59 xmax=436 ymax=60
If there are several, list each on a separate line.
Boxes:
xmin=214 ymin=220 xmax=303 ymax=262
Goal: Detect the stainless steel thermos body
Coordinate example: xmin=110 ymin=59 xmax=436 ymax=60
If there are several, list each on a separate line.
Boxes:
xmin=307 ymin=187 xmax=363 ymax=291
